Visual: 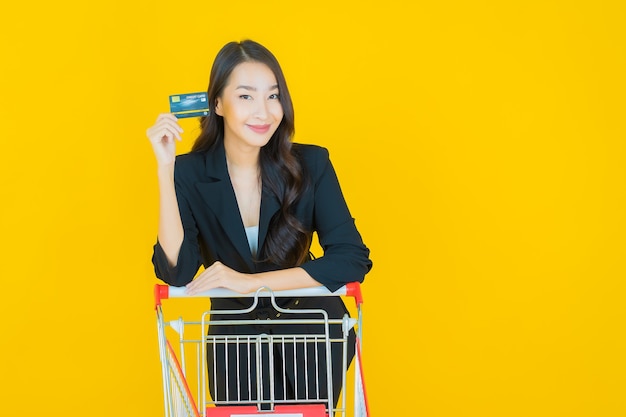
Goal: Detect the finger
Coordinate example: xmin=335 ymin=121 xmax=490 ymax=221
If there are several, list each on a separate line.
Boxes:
xmin=185 ymin=261 xmax=230 ymax=294
xmin=158 ymin=113 xmax=184 ymax=132
xmin=148 ymin=125 xmax=179 ymax=144
xmin=186 ymin=279 xmax=217 ymax=295
xmin=157 ymin=115 xmax=183 ymax=130
xmin=161 ymin=126 xmax=181 ymax=142
xmin=155 ymin=118 xmax=184 ymax=137
xmin=151 ymin=114 xmax=184 ymax=137
xmin=160 ymin=124 xmax=183 ymax=142
xmin=156 ymin=112 xmax=180 ymax=124
xmin=186 ymin=270 xmax=218 ymax=294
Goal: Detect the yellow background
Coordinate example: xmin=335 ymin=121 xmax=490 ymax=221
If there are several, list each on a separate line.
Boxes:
xmin=1 ymin=1 xmax=625 ymax=416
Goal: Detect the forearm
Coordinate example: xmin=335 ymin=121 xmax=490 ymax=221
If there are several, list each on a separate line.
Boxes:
xmin=246 ymin=267 xmax=320 ymax=292
xmin=157 ymin=165 xmax=184 ymax=266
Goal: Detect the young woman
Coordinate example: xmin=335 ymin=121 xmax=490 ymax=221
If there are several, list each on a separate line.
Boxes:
xmin=147 ymin=39 xmax=372 ymax=407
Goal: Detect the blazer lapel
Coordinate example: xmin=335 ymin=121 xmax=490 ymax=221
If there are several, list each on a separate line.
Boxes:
xmin=194 ymin=144 xmax=255 ymax=270
xmin=258 ymin=187 xmax=281 ymax=257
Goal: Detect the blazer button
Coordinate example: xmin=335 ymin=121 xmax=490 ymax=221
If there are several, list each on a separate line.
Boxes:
xmin=275 ymin=313 xmax=281 ymax=318
xmin=294 ymin=299 xmax=300 ymax=306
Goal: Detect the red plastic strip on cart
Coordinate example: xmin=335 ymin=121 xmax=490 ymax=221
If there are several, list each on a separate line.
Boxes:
xmin=205 ymin=404 xmax=326 ymax=416
xmin=355 ymin=337 xmax=370 ymax=416
xmin=166 ymin=341 xmax=201 ymax=417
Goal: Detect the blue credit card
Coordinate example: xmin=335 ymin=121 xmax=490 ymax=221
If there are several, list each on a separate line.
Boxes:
xmin=169 ymin=92 xmax=209 ymax=118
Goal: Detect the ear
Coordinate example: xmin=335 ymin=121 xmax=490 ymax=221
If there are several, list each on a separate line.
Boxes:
xmin=214 ymin=97 xmax=223 ymax=116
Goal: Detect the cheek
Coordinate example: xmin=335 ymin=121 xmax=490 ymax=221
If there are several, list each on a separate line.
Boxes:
xmin=271 ymin=103 xmax=284 ymax=120
xmin=226 ymin=103 xmax=248 ymax=120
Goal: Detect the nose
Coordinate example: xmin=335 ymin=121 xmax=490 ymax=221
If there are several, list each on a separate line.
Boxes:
xmin=254 ymin=99 xmax=269 ymax=119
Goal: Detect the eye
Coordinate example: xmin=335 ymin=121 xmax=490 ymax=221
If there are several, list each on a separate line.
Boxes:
xmin=239 ymin=94 xmax=252 ymax=100
xmin=269 ymin=93 xmax=280 ymax=100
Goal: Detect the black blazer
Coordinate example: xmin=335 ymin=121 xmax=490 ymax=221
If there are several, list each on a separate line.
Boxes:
xmin=152 ymin=141 xmax=372 ymax=312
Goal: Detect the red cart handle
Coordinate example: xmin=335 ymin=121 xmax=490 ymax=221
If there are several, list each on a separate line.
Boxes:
xmin=154 ymin=282 xmax=363 ymax=308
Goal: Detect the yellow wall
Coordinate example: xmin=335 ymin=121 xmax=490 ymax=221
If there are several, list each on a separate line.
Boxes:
xmin=1 ymin=1 xmax=624 ymax=416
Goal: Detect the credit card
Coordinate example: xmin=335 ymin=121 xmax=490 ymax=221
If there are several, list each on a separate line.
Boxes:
xmin=169 ymin=92 xmax=209 ymax=118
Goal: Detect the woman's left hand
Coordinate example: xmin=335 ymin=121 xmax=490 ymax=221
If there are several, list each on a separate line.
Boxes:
xmin=185 ymin=261 xmax=255 ymax=295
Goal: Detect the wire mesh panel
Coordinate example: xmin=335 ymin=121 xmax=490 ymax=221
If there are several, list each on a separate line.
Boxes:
xmin=205 ymin=332 xmax=336 ymax=408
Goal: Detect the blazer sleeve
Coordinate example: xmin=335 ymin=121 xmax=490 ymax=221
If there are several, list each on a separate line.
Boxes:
xmin=299 ymin=147 xmax=373 ymax=292
xmin=151 ymin=163 xmax=202 ymax=287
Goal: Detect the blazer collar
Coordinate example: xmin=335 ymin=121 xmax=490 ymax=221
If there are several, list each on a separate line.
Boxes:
xmin=194 ymin=142 xmax=281 ymax=270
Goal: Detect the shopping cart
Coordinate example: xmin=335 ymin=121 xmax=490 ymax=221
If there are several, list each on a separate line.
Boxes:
xmin=154 ymin=283 xmax=369 ymax=417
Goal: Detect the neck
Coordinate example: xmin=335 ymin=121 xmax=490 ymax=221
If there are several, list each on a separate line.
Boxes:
xmin=224 ymin=141 xmax=260 ymax=174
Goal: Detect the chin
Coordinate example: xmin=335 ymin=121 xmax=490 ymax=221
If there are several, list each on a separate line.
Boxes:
xmin=252 ymin=132 xmax=277 ymax=147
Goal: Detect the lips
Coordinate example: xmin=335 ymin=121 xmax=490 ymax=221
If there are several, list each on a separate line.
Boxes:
xmin=247 ymin=124 xmax=271 ymax=134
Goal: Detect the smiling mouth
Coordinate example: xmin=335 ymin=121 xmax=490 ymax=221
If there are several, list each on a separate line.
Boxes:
xmin=247 ymin=124 xmax=271 ymax=133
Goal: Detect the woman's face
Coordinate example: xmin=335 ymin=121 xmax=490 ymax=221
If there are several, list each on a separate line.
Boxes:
xmin=215 ymin=61 xmax=284 ymax=151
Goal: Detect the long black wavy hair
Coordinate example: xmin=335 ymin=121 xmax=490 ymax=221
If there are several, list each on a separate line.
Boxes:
xmin=192 ymin=40 xmax=311 ymax=267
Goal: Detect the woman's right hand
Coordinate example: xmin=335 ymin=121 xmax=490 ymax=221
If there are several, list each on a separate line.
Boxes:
xmin=146 ymin=113 xmax=183 ymax=167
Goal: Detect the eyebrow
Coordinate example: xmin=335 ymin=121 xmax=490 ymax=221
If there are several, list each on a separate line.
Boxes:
xmin=235 ymin=84 xmax=279 ymax=91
